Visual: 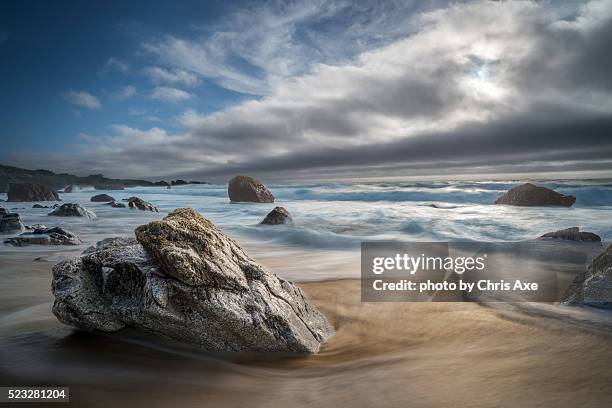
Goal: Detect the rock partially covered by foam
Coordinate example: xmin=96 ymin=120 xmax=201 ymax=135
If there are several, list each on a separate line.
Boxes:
xmin=228 ymin=175 xmax=274 ymax=203
xmin=48 ymin=203 xmax=96 ymax=218
xmin=5 ymin=226 xmax=81 ymax=246
xmin=540 ymin=227 xmax=601 ymax=242
xmin=261 ymin=206 xmax=293 ymax=225
xmin=494 ymin=183 xmax=575 ymax=207
xmin=51 ymin=208 xmax=333 ymax=352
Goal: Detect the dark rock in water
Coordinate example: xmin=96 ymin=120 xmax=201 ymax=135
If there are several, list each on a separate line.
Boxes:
xmin=494 ymin=183 xmax=575 ymax=207
xmin=52 ymin=208 xmax=333 ymax=352
xmin=540 ymin=227 xmax=601 ymax=243
xmin=562 ymin=244 xmax=612 ymax=309
xmin=167 ymin=185 xmax=171 ymax=189
xmin=5 ymin=226 xmax=81 ymax=246
xmin=7 ymin=182 xmax=61 ymax=202
xmin=261 ymin=206 xmax=293 ymax=225
xmin=0 ymin=207 xmax=6 ymax=216
xmin=33 ymin=204 xmax=50 ymax=208
xmin=63 ymin=185 xmax=75 ymax=193
xmin=107 ymin=201 xmax=126 ymax=208
xmin=171 ymin=179 xmax=188 ymax=186
xmin=48 ymin=203 xmax=96 ymax=218
xmin=91 ymin=194 xmax=115 ymax=202
xmin=153 ymin=181 xmax=169 ymax=187
xmin=228 ymin=175 xmax=274 ymax=203
xmin=125 ymin=196 xmax=158 ymax=212
xmin=0 ymin=212 xmax=25 ymax=233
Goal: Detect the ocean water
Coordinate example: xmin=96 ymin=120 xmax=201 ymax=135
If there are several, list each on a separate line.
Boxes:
xmin=1 ymin=179 xmax=611 ymax=280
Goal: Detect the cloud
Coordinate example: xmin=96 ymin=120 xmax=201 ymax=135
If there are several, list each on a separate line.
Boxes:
xmin=103 ymin=57 xmax=129 ymax=74
xmin=150 ymin=86 xmax=193 ymax=102
xmin=144 ymin=66 xmax=200 ymax=87
xmin=63 ymin=90 xmax=101 ymax=110
xmin=112 ymin=85 xmax=136 ymax=100
xmin=12 ymin=1 xmax=612 ymax=181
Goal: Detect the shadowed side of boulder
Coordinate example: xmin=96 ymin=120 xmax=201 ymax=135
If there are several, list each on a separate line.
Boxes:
xmin=52 ymin=208 xmax=333 ymax=352
xmin=0 ymin=212 xmax=25 ymax=233
xmin=228 ymin=175 xmax=274 ymax=203
xmin=91 ymin=194 xmax=115 ymax=202
xmin=494 ymin=183 xmax=575 ymax=207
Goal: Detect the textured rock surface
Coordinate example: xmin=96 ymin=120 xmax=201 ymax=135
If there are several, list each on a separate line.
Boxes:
xmin=91 ymin=194 xmax=115 ymax=202
xmin=562 ymin=244 xmax=612 ymax=309
xmin=494 ymin=183 xmax=575 ymax=207
xmin=5 ymin=226 xmax=81 ymax=246
xmin=125 ymin=196 xmax=158 ymax=212
xmin=261 ymin=206 xmax=293 ymax=225
xmin=48 ymin=203 xmax=96 ymax=218
xmin=7 ymin=182 xmax=61 ymax=202
xmin=540 ymin=227 xmax=601 ymax=242
xmin=228 ymin=175 xmax=274 ymax=203
xmin=52 ymin=208 xmax=333 ymax=352
xmin=0 ymin=212 xmax=25 ymax=233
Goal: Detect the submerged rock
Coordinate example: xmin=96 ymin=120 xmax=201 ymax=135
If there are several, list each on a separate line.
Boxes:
xmin=540 ymin=227 xmax=601 ymax=243
xmin=7 ymin=182 xmax=61 ymax=202
xmin=0 ymin=212 xmax=25 ymax=233
xmin=562 ymin=244 xmax=612 ymax=309
xmin=33 ymin=204 xmax=50 ymax=208
xmin=107 ymin=201 xmax=126 ymax=208
xmin=125 ymin=196 xmax=158 ymax=212
xmin=48 ymin=203 xmax=96 ymax=218
xmin=261 ymin=206 xmax=293 ymax=225
xmin=52 ymin=208 xmax=333 ymax=352
xmin=228 ymin=175 xmax=274 ymax=203
xmin=91 ymin=194 xmax=115 ymax=202
xmin=5 ymin=226 xmax=81 ymax=246
xmin=494 ymin=183 xmax=575 ymax=207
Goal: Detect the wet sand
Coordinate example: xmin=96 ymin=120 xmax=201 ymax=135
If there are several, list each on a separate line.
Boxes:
xmin=1 ymin=255 xmax=611 ymax=408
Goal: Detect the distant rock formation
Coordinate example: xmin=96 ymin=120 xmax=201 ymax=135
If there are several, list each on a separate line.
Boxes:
xmin=91 ymin=194 xmax=115 ymax=202
xmin=5 ymin=226 xmax=81 ymax=246
xmin=51 ymin=208 xmax=333 ymax=352
xmin=171 ymin=179 xmax=188 ymax=186
xmin=124 ymin=197 xmax=158 ymax=212
xmin=7 ymin=182 xmax=61 ymax=202
xmin=261 ymin=206 xmax=293 ymax=225
xmin=0 ymin=212 xmax=25 ymax=233
xmin=153 ymin=181 xmax=169 ymax=187
xmin=63 ymin=185 xmax=75 ymax=193
xmin=494 ymin=183 xmax=576 ymax=207
xmin=228 ymin=175 xmax=274 ymax=203
xmin=539 ymin=227 xmax=601 ymax=242
xmin=94 ymin=184 xmax=125 ymax=190
xmin=562 ymin=244 xmax=612 ymax=309
xmin=48 ymin=203 xmax=96 ymax=218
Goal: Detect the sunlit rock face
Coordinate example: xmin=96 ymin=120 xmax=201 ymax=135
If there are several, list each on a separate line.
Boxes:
xmin=52 ymin=208 xmax=333 ymax=353
xmin=494 ymin=183 xmax=575 ymax=207
xmin=563 ymin=244 xmax=612 ymax=310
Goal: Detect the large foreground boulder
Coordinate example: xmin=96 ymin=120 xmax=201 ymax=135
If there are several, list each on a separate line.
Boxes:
xmin=0 ymin=212 xmax=25 ymax=233
xmin=5 ymin=226 xmax=81 ymax=246
xmin=261 ymin=206 xmax=293 ymax=225
xmin=48 ymin=203 xmax=96 ymax=218
xmin=562 ymin=244 xmax=612 ymax=309
xmin=228 ymin=175 xmax=274 ymax=203
xmin=494 ymin=183 xmax=575 ymax=207
xmin=124 ymin=196 xmax=158 ymax=212
xmin=7 ymin=182 xmax=61 ymax=202
xmin=539 ymin=227 xmax=601 ymax=243
xmin=51 ymin=208 xmax=333 ymax=352
xmin=91 ymin=194 xmax=115 ymax=202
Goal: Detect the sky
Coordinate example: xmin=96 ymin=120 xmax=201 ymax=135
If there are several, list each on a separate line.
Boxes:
xmin=1 ymin=0 xmax=612 ymax=182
